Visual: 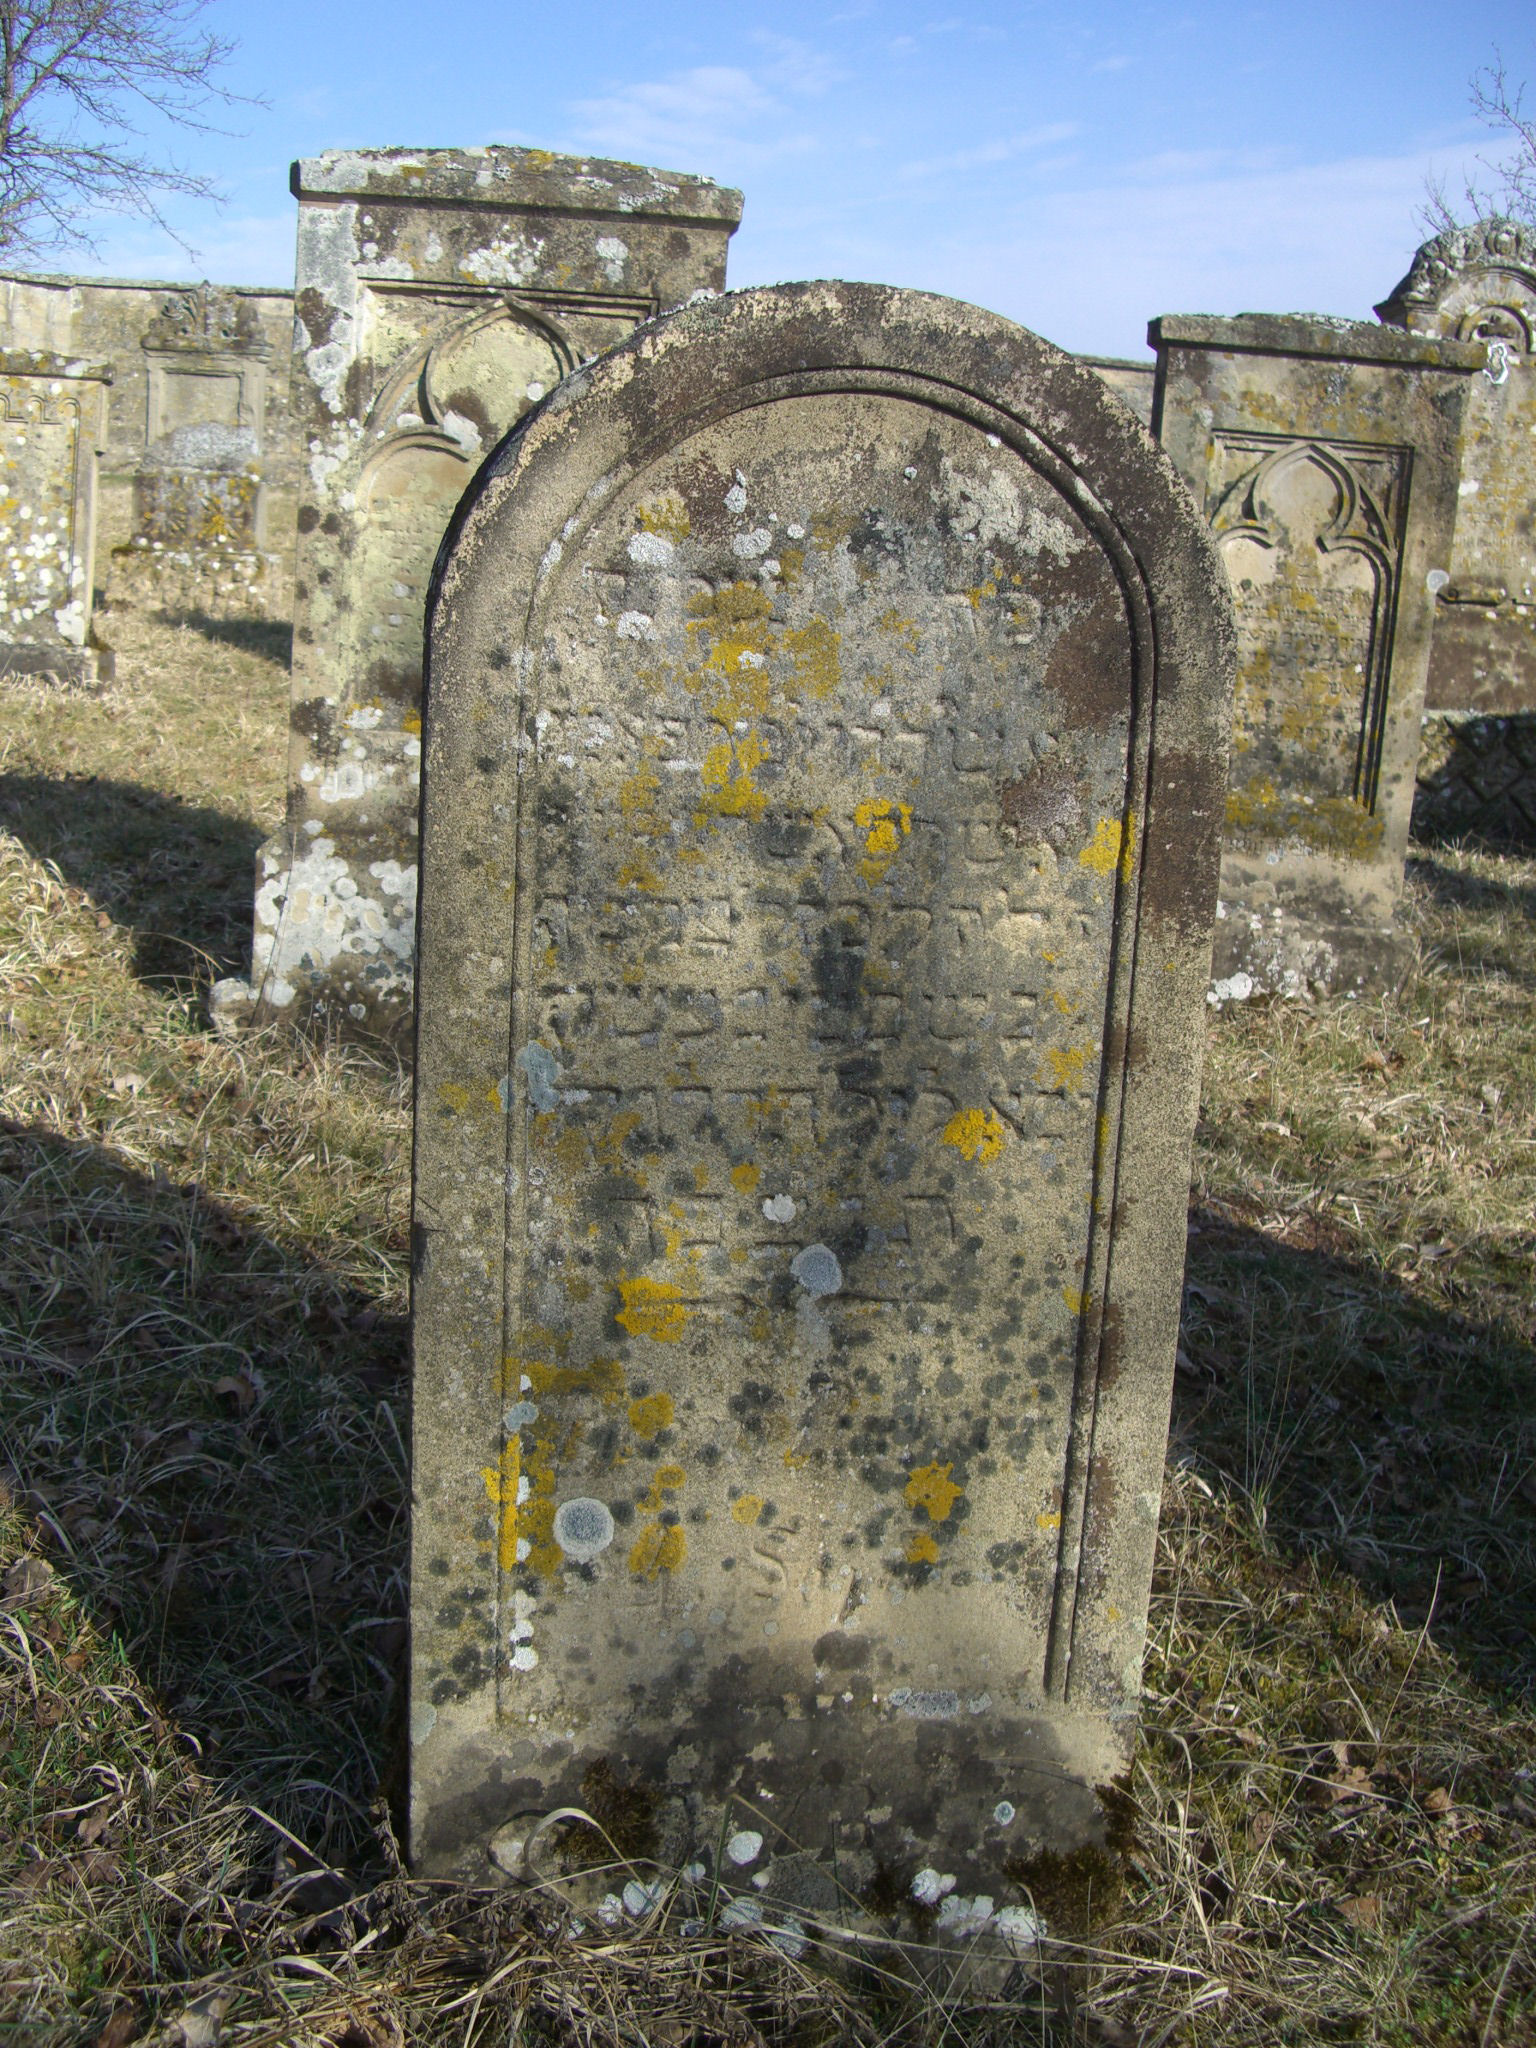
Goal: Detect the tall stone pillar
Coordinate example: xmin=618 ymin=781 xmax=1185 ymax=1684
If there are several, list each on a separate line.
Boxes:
xmin=1377 ymin=220 xmax=1536 ymax=845
xmin=1151 ymin=313 xmax=1483 ymax=994
xmin=0 ymin=350 xmax=112 ymax=685
xmin=213 ymin=147 xmax=741 ymax=1041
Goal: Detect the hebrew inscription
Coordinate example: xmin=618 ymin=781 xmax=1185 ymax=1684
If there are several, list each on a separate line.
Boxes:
xmin=412 ymin=284 xmax=1233 ymax=1915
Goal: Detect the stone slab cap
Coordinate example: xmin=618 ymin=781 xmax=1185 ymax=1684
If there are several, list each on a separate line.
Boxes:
xmin=1148 ymin=313 xmax=1486 ymax=372
xmin=0 ymin=349 xmax=112 ymax=381
xmin=410 ymin=278 xmax=1236 ymax=1899
xmin=292 ymin=146 xmax=743 ymax=226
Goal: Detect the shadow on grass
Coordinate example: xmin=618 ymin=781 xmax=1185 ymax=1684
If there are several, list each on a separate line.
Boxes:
xmin=1406 ymin=849 xmax=1536 ymax=922
xmin=165 ymin=611 xmax=294 ymax=666
xmin=0 ymin=772 xmax=262 ymax=990
xmin=0 ymin=1118 xmax=408 ymax=1867
xmin=1177 ymin=1199 xmax=1536 ymax=1700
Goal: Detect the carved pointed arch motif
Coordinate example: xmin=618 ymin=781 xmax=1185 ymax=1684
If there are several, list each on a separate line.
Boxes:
xmin=347 ymin=298 xmax=580 ymax=711
xmin=364 ymin=294 xmax=579 ymax=469
xmin=1208 ymin=433 xmax=1409 ymax=818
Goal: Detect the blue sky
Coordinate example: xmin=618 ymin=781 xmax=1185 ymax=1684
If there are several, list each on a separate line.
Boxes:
xmin=46 ymin=0 xmax=1536 ymax=358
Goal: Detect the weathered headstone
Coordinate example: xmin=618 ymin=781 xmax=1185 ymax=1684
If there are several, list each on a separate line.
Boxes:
xmin=1151 ymin=313 xmax=1483 ymax=995
xmin=104 ymin=282 xmax=290 ymax=620
xmin=409 ymin=282 xmax=1234 ymax=1937
xmin=0 ymin=350 xmax=111 ymax=685
xmin=1376 ymin=220 xmax=1536 ymax=846
xmin=212 ymin=146 xmax=741 ymax=1041
xmin=0 ymin=268 xmax=298 ymax=614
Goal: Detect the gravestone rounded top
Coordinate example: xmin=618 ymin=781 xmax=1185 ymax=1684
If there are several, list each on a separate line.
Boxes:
xmin=410 ymin=281 xmax=1234 ymax=1901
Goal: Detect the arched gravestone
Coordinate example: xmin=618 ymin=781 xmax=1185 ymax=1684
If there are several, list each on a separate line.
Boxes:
xmin=1377 ymin=218 xmax=1536 ymax=718
xmin=410 ymin=284 xmax=1234 ymax=1922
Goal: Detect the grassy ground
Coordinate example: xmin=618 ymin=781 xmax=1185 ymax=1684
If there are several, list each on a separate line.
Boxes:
xmin=1 ymin=614 xmax=1534 ymax=2045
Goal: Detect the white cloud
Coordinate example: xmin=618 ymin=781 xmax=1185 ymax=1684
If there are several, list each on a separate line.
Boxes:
xmin=565 ymin=63 xmax=821 ymax=171
xmin=899 ymin=123 xmax=1079 ymax=182
xmin=730 ymin=145 xmax=1478 ymax=358
xmin=23 ymin=210 xmax=295 ymax=289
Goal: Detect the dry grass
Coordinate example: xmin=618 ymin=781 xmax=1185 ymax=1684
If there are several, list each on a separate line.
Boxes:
xmin=1 ymin=615 xmax=1535 ymax=2044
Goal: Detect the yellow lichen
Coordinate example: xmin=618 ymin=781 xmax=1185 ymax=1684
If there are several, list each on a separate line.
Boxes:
xmin=730 ymin=1161 xmax=761 ymax=1194
xmin=617 ymin=1275 xmax=690 ymax=1343
xmin=596 ymin=1111 xmax=644 ymax=1167
xmin=641 ymin=1463 xmax=687 ymax=1513
xmin=636 ymin=492 xmax=691 ymax=542
xmin=784 ymin=617 xmax=841 ymax=699
xmin=628 ymin=1391 xmax=675 ymax=1441
xmin=1037 ymin=1044 xmax=1092 ymax=1094
xmin=696 ymin=731 xmax=767 ymax=822
xmin=1037 ymin=1511 xmax=1062 ymax=1532
xmin=730 ymin=1493 xmax=764 ymax=1525
xmin=854 ymin=797 xmax=912 ymax=884
xmin=905 ymin=1530 xmax=940 ymax=1565
xmin=942 ymin=1107 xmax=1008 ymax=1163
xmin=1062 ymin=1286 xmax=1091 ymax=1315
xmin=521 ymin=1356 xmax=626 ymax=1405
xmin=1079 ymin=816 xmax=1123 ymax=876
xmin=905 ymin=1461 xmax=963 ymax=1523
xmin=481 ymin=1438 xmax=521 ymax=1572
xmin=438 ymin=1082 xmax=473 ymax=1115
xmin=628 ymin=1522 xmax=687 ymax=1580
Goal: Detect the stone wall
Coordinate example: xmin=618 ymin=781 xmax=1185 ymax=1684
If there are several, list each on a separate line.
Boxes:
xmin=0 ymin=271 xmax=298 ymax=619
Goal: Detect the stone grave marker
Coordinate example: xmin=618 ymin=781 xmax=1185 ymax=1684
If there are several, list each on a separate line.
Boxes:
xmin=1377 ymin=218 xmax=1536 ymax=715
xmin=212 ymin=146 xmax=741 ymax=1042
xmin=1151 ymin=313 xmax=1483 ymax=995
xmin=0 ymin=350 xmax=111 ymax=685
xmin=410 ymin=284 xmax=1234 ymax=1939
xmin=1376 ymin=219 xmax=1536 ymax=845
xmin=105 ymin=282 xmax=291 ymax=620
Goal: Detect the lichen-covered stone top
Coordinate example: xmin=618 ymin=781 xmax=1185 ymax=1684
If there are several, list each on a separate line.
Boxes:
xmin=1149 ymin=313 xmax=1486 ymax=371
xmin=0 ymin=349 xmax=111 ymax=383
xmin=292 ymin=146 xmax=744 ymax=224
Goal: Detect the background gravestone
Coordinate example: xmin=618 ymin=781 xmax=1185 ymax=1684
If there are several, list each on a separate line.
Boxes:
xmin=1376 ymin=219 xmax=1536 ymax=847
xmin=212 ymin=146 xmax=741 ymax=1042
xmin=1151 ymin=313 xmax=1483 ymax=996
xmin=104 ymin=282 xmax=291 ymax=620
xmin=409 ymin=282 xmax=1234 ymax=1932
xmin=0 ymin=270 xmax=297 ymax=609
xmin=0 ymin=350 xmax=111 ymax=686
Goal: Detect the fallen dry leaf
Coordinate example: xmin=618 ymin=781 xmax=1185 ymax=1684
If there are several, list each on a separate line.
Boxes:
xmin=5 ymin=1554 xmax=55 ymax=1603
xmin=1422 ymin=1786 xmax=1454 ymax=1819
xmin=95 ymin=2008 xmax=138 ymax=2048
xmin=77 ymin=1802 xmax=115 ymax=1846
xmin=1336 ymin=1893 xmax=1382 ymax=1932
xmin=165 ymin=1992 xmax=230 ymax=2048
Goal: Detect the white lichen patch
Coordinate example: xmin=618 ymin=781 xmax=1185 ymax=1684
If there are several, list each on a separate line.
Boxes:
xmin=595 ymin=235 xmax=629 ymax=285
xmin=460 ymin=232 xmax=544 ymax=286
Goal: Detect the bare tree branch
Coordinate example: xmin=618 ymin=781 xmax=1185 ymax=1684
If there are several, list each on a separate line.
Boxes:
xmin=0 ymin=0 xmax=253 ymax=262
